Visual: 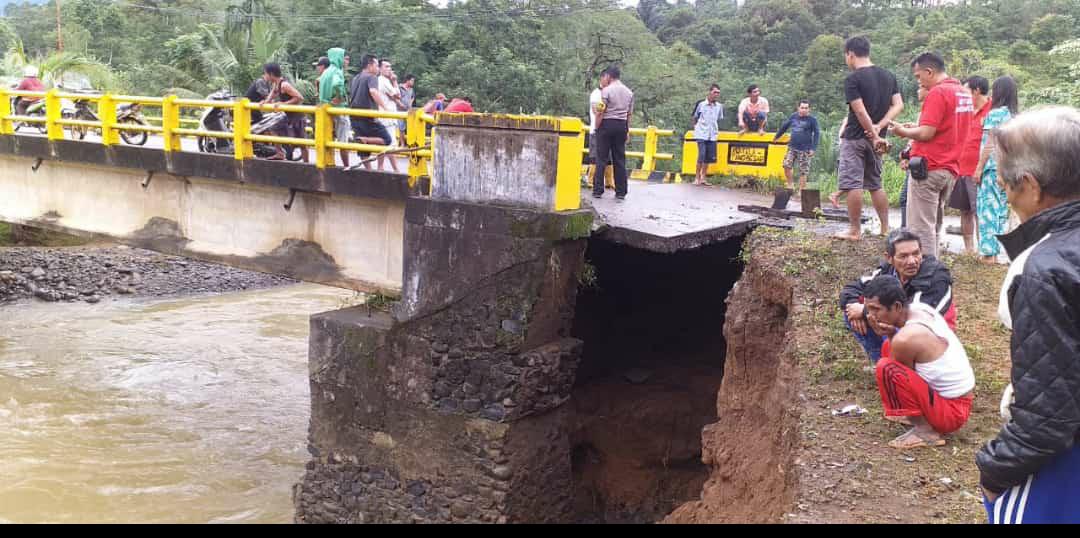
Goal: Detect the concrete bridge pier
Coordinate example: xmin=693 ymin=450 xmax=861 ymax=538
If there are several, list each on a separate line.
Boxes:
xmin=293 ymin=115 xmax=593 ymax=523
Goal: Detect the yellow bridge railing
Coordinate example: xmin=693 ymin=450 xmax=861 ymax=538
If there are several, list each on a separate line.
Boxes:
xmin=0 ymin=88 xmax=688 ymax=189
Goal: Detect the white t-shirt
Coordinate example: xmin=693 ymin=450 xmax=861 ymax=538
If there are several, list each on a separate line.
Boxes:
xmin=378 ymin=76 xmax=399 ymax=112
xmin=589 ymin=88 xmax=602 ymax=134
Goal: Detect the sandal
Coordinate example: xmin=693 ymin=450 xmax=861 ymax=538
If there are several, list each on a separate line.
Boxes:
xmin=888 ymin=428 xmax=946 ymax=450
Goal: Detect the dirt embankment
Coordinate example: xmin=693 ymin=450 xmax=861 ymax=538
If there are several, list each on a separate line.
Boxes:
xmin=666 ymin=227 xmax=1010 ymax=524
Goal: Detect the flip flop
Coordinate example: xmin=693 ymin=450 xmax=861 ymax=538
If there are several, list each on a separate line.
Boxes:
xmin=888 ymin=428 xmax=946 ymax=450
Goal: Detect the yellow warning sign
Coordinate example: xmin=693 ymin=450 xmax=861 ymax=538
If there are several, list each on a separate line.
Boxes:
xmin=728 ymin=143 xmax=769 ymax=166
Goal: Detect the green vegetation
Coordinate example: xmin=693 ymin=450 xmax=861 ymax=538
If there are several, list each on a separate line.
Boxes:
xmin=4 ymin=0 xmax=1080 ymax=200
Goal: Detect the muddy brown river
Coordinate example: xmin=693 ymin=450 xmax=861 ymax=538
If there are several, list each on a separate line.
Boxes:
xmin=0 ymin=284 xmax=354 ymax=523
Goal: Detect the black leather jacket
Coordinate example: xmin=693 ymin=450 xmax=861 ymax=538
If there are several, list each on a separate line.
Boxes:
xmin=977 ymin=200 xmax=1080 ymax=494
xmin=838 ymin=255 xmax=954 ymax=318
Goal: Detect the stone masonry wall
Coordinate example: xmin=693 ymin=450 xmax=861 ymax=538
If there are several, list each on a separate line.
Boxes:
xmin=294 ymin=198 xmax=592 ymax=523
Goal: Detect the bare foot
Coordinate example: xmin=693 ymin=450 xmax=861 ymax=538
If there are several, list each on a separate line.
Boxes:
xmin=828 ymin=192 xmax=841 ymax=209
xmin=888 ymin=427 xmax=945 ymax=450
xmin=833 ymin=232 xmax=861 ymax=241
xmin=885 ymin=416 xmax=913 ymax=426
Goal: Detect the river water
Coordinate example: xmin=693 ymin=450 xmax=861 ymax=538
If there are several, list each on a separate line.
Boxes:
xmin=0 ymin=283 xmax=355 ymax=523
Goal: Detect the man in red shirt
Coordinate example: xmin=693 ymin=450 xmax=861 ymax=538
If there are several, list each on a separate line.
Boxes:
xmin=891 ymin=52 xmax=973 ymax=258
xmin=949 ymin=77 xmax=991 ymax=254
xmin=443 ymin=96 xmax=474 ymax=113
xmin=14 ymin=66 xmax=46 ymax=116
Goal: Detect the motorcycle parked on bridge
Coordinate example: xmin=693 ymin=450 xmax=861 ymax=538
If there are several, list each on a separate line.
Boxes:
xmin=62 ymin=91 xmax=99 ymax=140
xmin=197 ymin=90 xmax=301 ymax=160
xmin=116 ymin=102 xmax=149 ymax=146
xmin=10 ymin=96 xmax=47 ymax=134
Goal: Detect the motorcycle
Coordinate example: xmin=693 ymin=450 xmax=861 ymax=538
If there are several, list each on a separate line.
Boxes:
xmin=62 ymin=91 xmax=98 ymax=140
xmin=116 ymin=102 xmax=148 ymax=146
xmin=11 ymin=96 xmax=47 ymax=134
xmin=197 ymin=89 xmax=301 ymax=160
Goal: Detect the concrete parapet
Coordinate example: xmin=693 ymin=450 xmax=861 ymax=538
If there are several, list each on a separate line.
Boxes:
xmin=431 ymin=114 xmax=583 ymax=212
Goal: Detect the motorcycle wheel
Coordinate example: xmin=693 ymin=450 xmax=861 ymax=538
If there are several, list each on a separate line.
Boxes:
xmin=119 ymin=119 xmax=148 ymax=146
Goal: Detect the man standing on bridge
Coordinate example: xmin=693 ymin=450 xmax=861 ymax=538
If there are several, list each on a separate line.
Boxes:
xmin=690 ymin=84 xmax=723 ymax=186
xmin=891 ymin=52 xmax=974 ymax=259
xmin=347 ymin=55 xmax=392 ymax=171
xmin=835 ymin=36 xmax=903 ymax=242
xmin=318 ymin=49 xmax=352 ymax=169
xmin=773 ymin=100 xmax=821 ymax=192
xmin=592 ymin=66 xmax=634 ymax=202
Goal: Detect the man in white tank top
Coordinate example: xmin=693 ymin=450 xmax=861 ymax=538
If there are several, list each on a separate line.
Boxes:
xmin=863 ymin=275 xmax=976 ymax=450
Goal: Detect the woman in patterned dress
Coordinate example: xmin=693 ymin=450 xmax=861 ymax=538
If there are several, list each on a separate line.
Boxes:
xmin=974 ymin=76 xmax=1020 ymax=264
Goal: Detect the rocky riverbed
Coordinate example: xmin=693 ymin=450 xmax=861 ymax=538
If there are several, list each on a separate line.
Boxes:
xmin=0 ymin=246 xmax=296 ymax=305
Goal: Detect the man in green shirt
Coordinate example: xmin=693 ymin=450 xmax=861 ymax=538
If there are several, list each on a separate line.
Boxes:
xmin=318 ymin=48 xmax=351 ymax=168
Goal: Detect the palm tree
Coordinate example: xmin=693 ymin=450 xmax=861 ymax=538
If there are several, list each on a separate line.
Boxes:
xmin=167 ymin=20 xmax=287 ymax=96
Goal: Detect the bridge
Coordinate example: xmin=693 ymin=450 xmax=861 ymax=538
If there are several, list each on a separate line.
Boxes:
xmin=0 ymin=89 xmax=801 ymax=523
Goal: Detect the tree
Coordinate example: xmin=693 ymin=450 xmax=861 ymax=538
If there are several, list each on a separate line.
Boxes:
xmin=1030 ymin=13 xmax=1075 ymax=50
xmin=799 ymin=34 xmax=847 ymax=120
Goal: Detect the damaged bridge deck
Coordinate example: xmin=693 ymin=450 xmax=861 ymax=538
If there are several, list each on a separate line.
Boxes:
xmin=588 ymin=183 xmax=772 ymax=253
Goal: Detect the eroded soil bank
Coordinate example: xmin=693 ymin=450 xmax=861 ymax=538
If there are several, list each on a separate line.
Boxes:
xmin=665 ymin=227 xmax=1010 ymax=524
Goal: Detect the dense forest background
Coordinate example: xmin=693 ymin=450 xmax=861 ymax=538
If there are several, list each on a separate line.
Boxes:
xmin=3 ymin=0 xmax=1080 ymax=181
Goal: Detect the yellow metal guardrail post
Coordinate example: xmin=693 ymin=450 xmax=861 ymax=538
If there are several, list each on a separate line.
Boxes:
xmin=0 ymin=88 xmax=12 ymax=135
xmin=314 ymin=105 xmax=334 ymax=169
xmin=98 ymin=94 xmax=120 ymax=146
xmin=233 ymin=98 xmax=254 ymax=160
xmin=162 ymin=94 xmax=181 ymax=152
xmin=44 ymin=88 xmax=63 ymax=141
xmin=642 ymin=125 xmax=659 ymax=172
xmin=555 ymin=117 xmax=585 ymax=211
xmin=405 ymin=108 xmax=427 ymax=187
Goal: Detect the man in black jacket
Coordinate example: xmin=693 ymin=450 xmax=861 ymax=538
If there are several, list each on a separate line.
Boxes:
xmin=975 ymin=107 xmax=1080 ymax=524
xmin=839 ymin=229 xmax=956 ymax=364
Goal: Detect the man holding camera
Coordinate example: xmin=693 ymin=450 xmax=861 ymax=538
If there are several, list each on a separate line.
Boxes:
xmin=890 ymin=53 xmax=974 ymax=259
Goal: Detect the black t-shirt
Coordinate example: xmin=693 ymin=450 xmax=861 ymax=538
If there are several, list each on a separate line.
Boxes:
xmin=245 ymin=79 xmax=270 ymax=122
xmin=348 ymin=73 xmax=379 ymax=110
xmin=842 ymin=65 xmax=899 ymax=140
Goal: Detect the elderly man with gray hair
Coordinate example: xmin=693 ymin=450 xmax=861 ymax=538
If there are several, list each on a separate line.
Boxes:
xmin=976 ymin=106 xmax=1080 ymax=524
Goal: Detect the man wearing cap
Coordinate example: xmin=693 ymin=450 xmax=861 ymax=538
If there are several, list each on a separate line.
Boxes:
xmin=15 ymin=66 xmax=45 ymax=116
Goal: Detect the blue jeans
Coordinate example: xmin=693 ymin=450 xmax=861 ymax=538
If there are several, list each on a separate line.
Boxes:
xmin=742 ymin=111 xmax=766 ymax=132
xmin=845 ymin=312 xmax=883 ymax=364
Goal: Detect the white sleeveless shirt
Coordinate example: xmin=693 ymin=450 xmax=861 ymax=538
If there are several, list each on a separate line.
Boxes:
xmin=908 ymin=302 xmax=976 ymax=399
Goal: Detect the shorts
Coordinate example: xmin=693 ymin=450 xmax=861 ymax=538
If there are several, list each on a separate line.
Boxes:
xmin=948 ymin=175 xmax=978 ymax=212
xmin=352 ymin=118 xmax=392 ymax=158
xmin=352 ymin=118 xmax=392 ymax=145
xmin=697 ymin=140 xmax=717 ymax=164
xmin=783 ymin=149 xmax=813 ymax=177
xmin=334 ymin=116 xmax=351 ymax=143
xmin=838 ymin=137 xmax=883 ymax=191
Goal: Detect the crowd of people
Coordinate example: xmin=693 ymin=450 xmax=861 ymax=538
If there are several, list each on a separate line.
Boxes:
xmin=831 ymin=37 xmax=1080 ymax=523
xmin=244 ymin=47 xmax=473 ymax=171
